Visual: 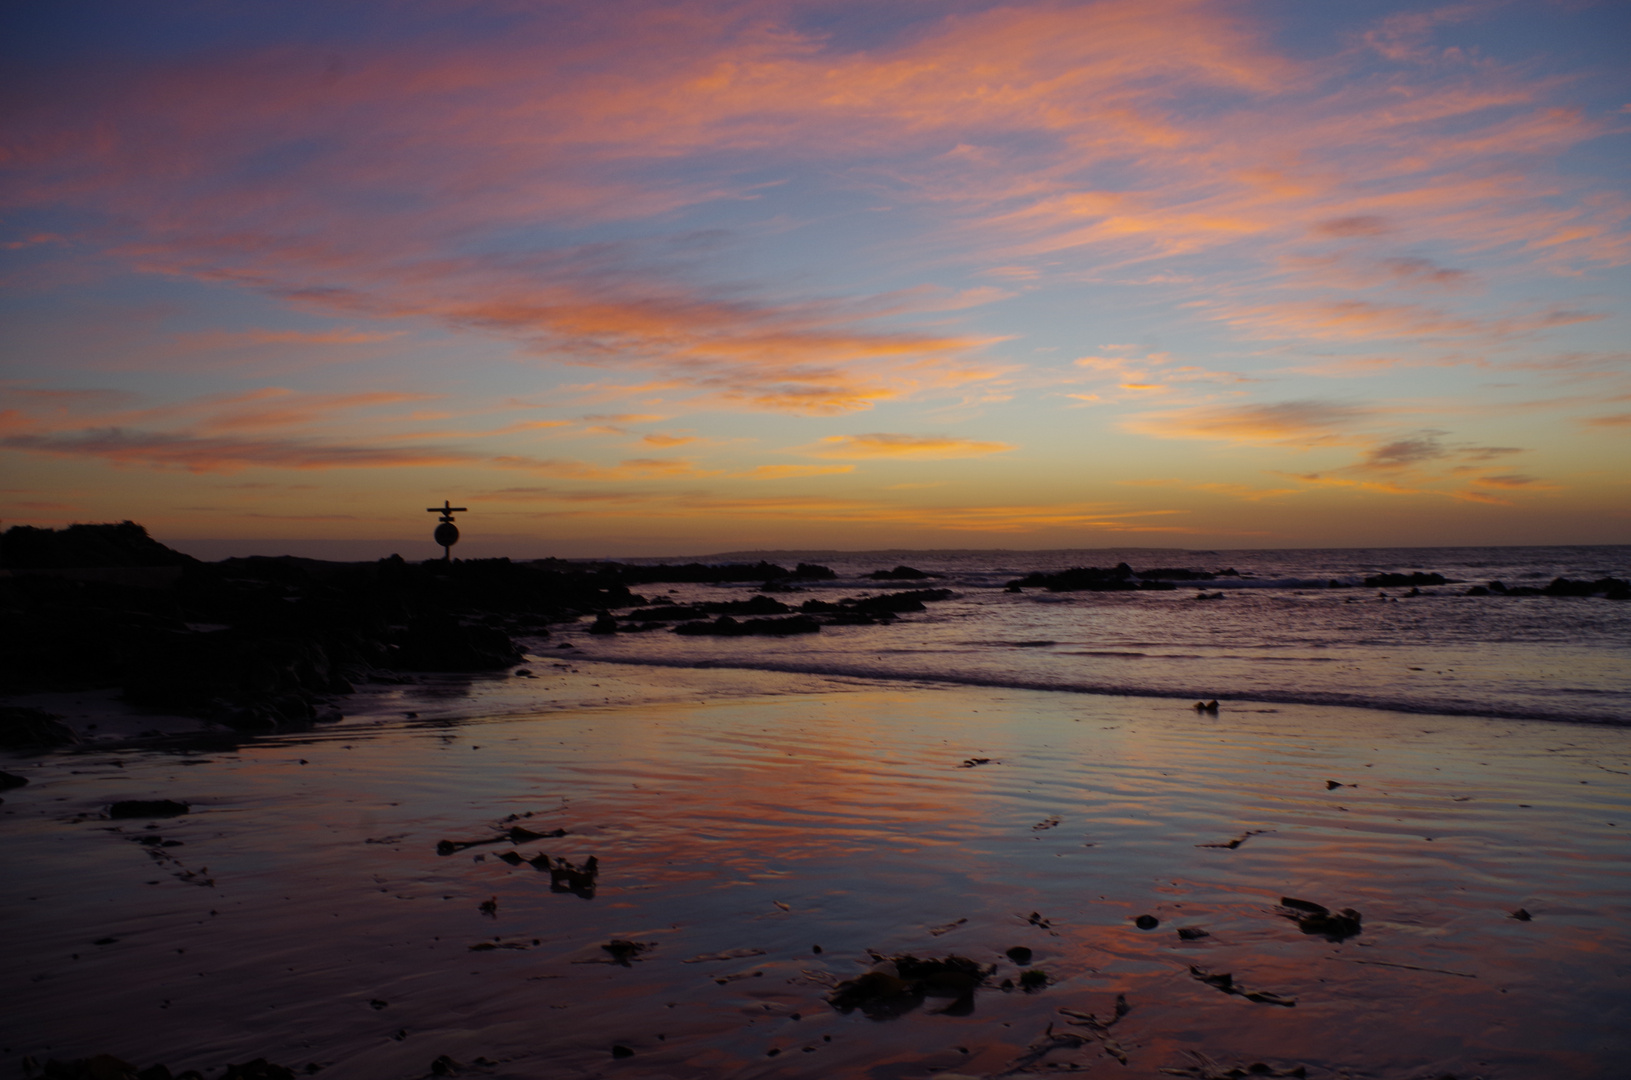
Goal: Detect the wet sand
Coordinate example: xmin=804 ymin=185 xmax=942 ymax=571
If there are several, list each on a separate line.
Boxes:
xmin=3 ymin=663 xmax=1628 ymax=1079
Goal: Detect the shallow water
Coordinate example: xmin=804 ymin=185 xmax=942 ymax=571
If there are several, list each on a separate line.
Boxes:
xmin=4 ymin=668 xmax=1628 ymax=1079
xmin=578 ymin=544 xmax=1631 ymax=725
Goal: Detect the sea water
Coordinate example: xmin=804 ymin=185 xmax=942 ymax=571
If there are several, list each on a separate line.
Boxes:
xmin=567 ymin=545 xmax=1631 ymax=726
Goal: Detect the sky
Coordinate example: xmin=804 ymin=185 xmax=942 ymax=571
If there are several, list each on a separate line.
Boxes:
xmin=2 ymin=0 xmax=1628 ymax=559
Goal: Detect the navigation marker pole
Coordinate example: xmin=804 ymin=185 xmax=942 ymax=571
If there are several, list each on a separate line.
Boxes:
xmin=427 ymin=500 xmax=468 ymax=561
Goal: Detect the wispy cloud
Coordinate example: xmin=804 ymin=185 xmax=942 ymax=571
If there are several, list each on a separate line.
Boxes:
xmin=803 ymin=433 xmax=1017 ymax=459
xmin=1123 ymin=400 xmax=1370 ymax=446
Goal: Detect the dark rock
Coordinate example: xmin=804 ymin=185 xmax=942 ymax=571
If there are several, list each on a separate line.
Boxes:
xmin=1017 ymin=969 xmax=1048 ymax=991
xmin=866 ymin=565 xmax=934 ymax=580
xmin=1005 ymin=946 xmax=1033 ymax=965
xmin=370 ymin=999 xmax=388 ymax=1010
xmin=1363 ymin=572 xmax=1449 ymax=588
xmin=1509 ymin=908 xmax=1532 ymax=921
xmin=109 ymin=799 xmax=189 ymax=819
xmin=2 ymin=521 xmax=197 ymax=570
xmin=429 ymin=1056 xmax=460 ymax=1076
xmin=0 ymin=706 xmax=78 ymax=748
xmin=611 ymin=1045 xmax=634 ymax=1059
xmin=1007 ymin=563 xmax=1175 ymax=592
xmin=478 ymin=897 xmax=498 ymax=916
xmin=588 ymin=614 xmax=618 ymax=635
xmin=0 ymin=769 xmax=30 ymax=790
xmin=1134 ymin=915 xmax=1159 ymax=930
xmin=395 ymin=614 xmax=522 ymax=672
xmin=1177 ymin=927 xmax=1210 ymax=940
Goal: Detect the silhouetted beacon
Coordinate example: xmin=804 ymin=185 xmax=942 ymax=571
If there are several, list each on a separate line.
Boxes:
xmin=427 ymin=500 xmax=467 ymax=561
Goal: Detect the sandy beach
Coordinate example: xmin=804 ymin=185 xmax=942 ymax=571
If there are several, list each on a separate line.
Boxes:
xmin=4 ymin=660 xmax=1628 ymax=1079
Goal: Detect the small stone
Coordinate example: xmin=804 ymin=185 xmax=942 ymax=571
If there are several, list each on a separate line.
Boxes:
xmin=1134 ymin=915 xmax=1159 ymax=930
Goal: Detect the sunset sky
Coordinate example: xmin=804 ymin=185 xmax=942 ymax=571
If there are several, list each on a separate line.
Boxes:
xmin=3 ymin=0 xmax=1628 ymax=558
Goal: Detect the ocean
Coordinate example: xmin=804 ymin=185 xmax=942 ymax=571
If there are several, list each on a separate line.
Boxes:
xmin=571 ymin=545 xmax=1631 ymax=726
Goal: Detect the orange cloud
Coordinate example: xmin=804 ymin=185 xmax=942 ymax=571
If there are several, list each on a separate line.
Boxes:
xmin=804 ymin=433 xmax=1017 ymax=459
xmin=1123 ymin=400 xmax=1369 ymax=446
xmin=738 ymin=465 xmax=856 ymax=479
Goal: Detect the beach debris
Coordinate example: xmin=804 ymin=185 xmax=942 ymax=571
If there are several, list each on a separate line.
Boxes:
xmin=1158 ymin=1051 xmax=1307 ymax=1078
xmin=1276 ymin=897 xmax=1362 ymax=941
xmin=598 ymin=939 xmax=654 ymax=966
xmin=468 ymin=938 xmax=534 ymax=952
xmin=958 ymin=757 xmax=992 ymax=768
xmin=998 ymin=1023 xmax=1096 ymax=1072
xmin=1032 ymin=816 xmax=1061 ymax=830
xmin=928 ymin=917 xmax=968 ymax=936
xmin=828 ymin=953 xmax=994 ymax=1019
xmin=1024 ymin=907 xmax=1063 ymax=933
xmin=685 ymin=946 xmax=766 ymax=965
xmin=109 ymin=800 xmax=189 ymax=819
xmin=1018 ymin=969 xmax=1049 ymax=991
xmin=1188 ymin=966 xmax=1296 ymax=1007
xmin=1338 ymin=958 xmax=1475 ymax=978
xmin=712 ymin=969 xmax=765 ymax=984
xmin=1177 ymin=927 xmax=1210 ymax=941
xmin=1135 ymin=915 xmax=1160 ymax=930
xmin=529 ymin=853 xmax=598 ymax=897
xmin=1509 ymin=908 xmax=1533 ymax=921
xmin=1197 ymin=829 xmax=1269 ymax=849
xmin=773 ymin=900 xmax=792 ymax=911
xmin=1193 ymin=700 xmax=1219 ymax=713
xmin=1005 ymin=946 xmax=1033 ymax=964
xmin=436 ymin=824 xmax=567 ymax=856
xmin=683 ymin=947 xmax=767 ymax=964
xmin=1001 ymin=997 xmax=1133 ymax=1072
xmin=478 ymin=896 xmax=498 ymax=916
xmin=507 ymin=825 xmax=568 ymax=841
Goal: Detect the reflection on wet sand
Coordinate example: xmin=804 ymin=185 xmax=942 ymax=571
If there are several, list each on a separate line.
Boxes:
xmin=2 ymin=669 xmax=1628 ymax=1078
